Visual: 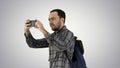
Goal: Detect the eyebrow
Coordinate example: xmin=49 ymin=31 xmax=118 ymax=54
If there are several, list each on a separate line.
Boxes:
xmin=48 ymin=17 xmax=55 ymax=21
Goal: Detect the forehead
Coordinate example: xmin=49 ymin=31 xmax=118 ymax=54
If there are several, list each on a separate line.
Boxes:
xmin=49 ymin=12 xmax=58 ymax=18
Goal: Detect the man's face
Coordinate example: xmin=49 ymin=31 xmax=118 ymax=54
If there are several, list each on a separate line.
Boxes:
xmin=48 ymin=12 xmax=62 ymax=31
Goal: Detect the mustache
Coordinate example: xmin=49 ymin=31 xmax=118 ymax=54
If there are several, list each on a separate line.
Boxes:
xmin=50 ymin=23 xmax=55 ymax=26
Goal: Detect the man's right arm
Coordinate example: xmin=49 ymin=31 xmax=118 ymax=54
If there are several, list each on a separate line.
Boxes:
xmin=24 ymin=32 xmax=49 ymax=48
xmin=24 ymin=19 xmax=49 ymax=48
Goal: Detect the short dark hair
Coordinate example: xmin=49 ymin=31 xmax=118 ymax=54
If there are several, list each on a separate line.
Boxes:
xmin=50 ymin=9 xmax=66 ymax=23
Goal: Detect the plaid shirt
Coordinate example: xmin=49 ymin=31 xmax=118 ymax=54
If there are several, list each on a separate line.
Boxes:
xmin=25 ymin=26 xmax=75 ymax=68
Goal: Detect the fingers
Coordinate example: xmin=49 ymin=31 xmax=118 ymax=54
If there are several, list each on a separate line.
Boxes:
xmin=25 ymin=19 xmax=31 ymax=27
xmin=35 ymin=20 xmax=42 ymax=27
xmin=24 ymin=19 xmax=31 ymax=33
xmin=25 ymin=23 xmax=31 ymax=27
xmin=24 ymin=19 xmax=42 ymax=28
xmin=25 ymin=19 xmax=30 ymax=25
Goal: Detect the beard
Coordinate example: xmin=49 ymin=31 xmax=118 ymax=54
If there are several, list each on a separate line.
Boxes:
xmin=50 ymin=22 xmax=61 ymax=31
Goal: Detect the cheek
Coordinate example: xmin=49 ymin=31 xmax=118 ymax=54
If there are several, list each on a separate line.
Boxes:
xmin=52 ymin=20 xmax=58 ymax=25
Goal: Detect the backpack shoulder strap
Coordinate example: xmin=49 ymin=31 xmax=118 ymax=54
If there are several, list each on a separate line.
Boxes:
xmin=75 ymin=36 xmax=84 ymax=55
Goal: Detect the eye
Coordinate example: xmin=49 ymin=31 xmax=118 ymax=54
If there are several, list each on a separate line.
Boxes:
xmin=48 ymin=17 xmax=56 ymax=21
xmin=48 ymin=18 xmax=50 ymax=21
xmin=52 ymin=18 xmax=56 ymax=20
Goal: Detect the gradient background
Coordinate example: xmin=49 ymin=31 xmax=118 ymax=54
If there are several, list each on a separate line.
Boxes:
xmin=0 ymin=0 xmax=120 ymax=68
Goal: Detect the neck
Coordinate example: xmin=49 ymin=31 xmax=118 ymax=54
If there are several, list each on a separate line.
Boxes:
xmin=56 ymin=25 xmax=66 ymax=33
xmin=59 ymin=22 xmax=64 ymax=30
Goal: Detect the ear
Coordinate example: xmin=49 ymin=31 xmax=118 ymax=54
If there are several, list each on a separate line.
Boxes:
xmin=61 ymin=18 xmax=65 ymax=23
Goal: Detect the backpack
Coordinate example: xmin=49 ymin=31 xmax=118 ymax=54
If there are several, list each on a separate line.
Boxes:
xmin=64 ymin=36 xmax=87 ymax=68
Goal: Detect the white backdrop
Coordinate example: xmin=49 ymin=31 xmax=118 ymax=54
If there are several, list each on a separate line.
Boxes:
xmin=0 ymin=0 xmax=120 ymax=68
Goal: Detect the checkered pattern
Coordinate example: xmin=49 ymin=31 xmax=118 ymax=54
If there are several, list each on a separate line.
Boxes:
xmin=25 ymin=26 xmax=75 ymax=68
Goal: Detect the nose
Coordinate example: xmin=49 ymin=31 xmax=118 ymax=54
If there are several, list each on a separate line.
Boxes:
xmin=49 ymin=21 xmax=52 ymax=24
xmin=49 ymin=20 xmax=53 ymax=24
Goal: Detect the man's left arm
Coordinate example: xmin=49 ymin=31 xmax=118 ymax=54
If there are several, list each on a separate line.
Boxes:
xmin=46 ymin=30 xmax=75 ymax=51
xmin=35 ymin=20 xmax=75 ymax=51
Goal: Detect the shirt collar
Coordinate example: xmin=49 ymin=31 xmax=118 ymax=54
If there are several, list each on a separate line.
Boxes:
xmin=55 ymin=25 xmax=66 ymax=33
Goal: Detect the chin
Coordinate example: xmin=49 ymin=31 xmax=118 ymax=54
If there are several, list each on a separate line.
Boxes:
xmin=52 ymin=28 xmax=59 ymax=31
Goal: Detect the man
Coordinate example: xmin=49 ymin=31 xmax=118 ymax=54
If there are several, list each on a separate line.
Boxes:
xmin=24 ymin=9 xmax=75 ymax=68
